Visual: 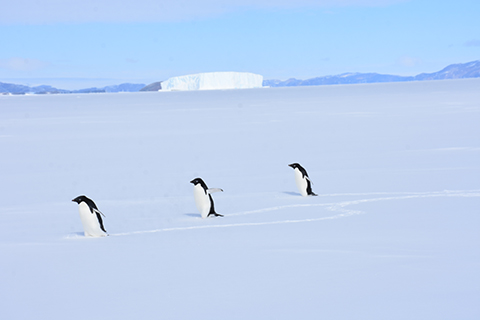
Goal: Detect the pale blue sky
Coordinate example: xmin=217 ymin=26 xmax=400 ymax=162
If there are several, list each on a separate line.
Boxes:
xmin=1 ymin=0 xmax=479 ymax=89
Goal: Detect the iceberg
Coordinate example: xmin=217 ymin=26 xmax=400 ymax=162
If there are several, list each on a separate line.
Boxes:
xmin=161 ymin=72 xmax=263 ymax=91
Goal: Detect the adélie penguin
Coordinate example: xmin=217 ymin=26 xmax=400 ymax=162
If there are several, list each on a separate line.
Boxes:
xmin=190 ymin=178 xmax=224 ymax=218
xmin=72 ymin=195 xmax=108 ymax=237
xmin=288 ymin=163 xmax=318 ymax=197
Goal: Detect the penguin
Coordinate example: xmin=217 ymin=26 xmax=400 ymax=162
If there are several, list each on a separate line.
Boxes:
xmin=288 ymin=163 xmax=317 ymax=197
xmin=190 ymin=178 xmax=224 ymax=218
xmin=72 ymin=195 xmax=108 ymax=237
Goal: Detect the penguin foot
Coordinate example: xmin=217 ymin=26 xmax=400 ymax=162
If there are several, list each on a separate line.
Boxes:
xmin=209 ymin=212 xmax=224 ymax=218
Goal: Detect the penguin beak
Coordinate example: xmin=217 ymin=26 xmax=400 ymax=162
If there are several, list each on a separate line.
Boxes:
xmin=288 ymin=164 xmax=294 ymax=168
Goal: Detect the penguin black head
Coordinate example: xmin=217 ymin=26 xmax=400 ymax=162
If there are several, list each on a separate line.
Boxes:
xmin=190 ymin=178 xmax=208 ymax=189
xmin=72 ymin=195 xmax=89 ymax=204
xmin=72 ymin=195 xmax=100 ymax=213
xmin=288 ymin=163 xmax=302 ymax=169
xmin=289 ymin=163 xmax=310 ymax=179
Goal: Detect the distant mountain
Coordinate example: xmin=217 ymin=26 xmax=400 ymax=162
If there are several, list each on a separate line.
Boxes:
xmin=103 ymin=83 xmax=146 ymax=92
xmin=140 ymin=82 xmax=162 ymax=91
xmin=414 ymin=60 xmax=480 ymax=80
xmin=1 ymin=82 xmax=38 ymax=94
xmin=69 ymin=83 xmax=146 ymax=94
xmin=30 ymin=85 xmax=70 ymax=94
xmin=3 ymin=60 xmax=480 ymax=94
xmin=263 ymin=60 xmax=480 ymax=87
xmin=0 ymin=82 xmax=145 ymax=94
xmin=263 ymin=73 xmax=414 ymax=87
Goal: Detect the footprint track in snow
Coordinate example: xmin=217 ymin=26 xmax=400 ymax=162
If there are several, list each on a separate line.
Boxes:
xmin=109 ymin=189 xmax=480 ymax=237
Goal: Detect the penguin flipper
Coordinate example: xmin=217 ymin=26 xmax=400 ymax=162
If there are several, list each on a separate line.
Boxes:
xmin=95 ymin=212 xmax=108 ymax=233
xmin=305 ymin=176 xmax=313 ymax=184
xmin=207 ymin=188 xmax=223 ymax=194
xmin=93 ymin=208 xmax=106 ymax=217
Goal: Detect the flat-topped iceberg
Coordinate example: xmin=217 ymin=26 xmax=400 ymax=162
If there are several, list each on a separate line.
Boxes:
xmin=161 ymin=72 xmax=263 ymax=91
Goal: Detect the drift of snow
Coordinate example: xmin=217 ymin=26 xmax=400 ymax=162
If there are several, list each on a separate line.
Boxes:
xmin=161 ymin=71 xmax=263 ymax=91
xmin=0 ymin=79 xmax=479 ymax=320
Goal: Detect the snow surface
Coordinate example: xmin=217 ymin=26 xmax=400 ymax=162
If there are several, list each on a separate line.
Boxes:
xmin=161 ymin=71 xmax=263 ymax=91
xmin=1 ymin=79 xmax=479 ymax=319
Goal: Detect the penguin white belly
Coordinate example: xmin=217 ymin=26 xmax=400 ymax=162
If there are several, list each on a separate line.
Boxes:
xmin=78 ymin=202 xmax=107 ymax=237
xmin=294 ymin=168 xmax=309 ymax=197
xmin=193 ymin=184 xmax=211 ymax=219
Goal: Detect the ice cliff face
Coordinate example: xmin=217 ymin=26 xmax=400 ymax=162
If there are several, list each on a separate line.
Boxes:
xmin=161 ymin=72 xmax=263 ymax=91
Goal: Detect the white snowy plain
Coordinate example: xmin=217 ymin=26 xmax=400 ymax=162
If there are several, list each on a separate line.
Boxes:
xmin=1 ymin=79 xmax=479 ymax=320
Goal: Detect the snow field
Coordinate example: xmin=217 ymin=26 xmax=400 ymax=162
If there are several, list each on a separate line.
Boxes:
xmin=1 ymin=79 xmax=479 ymax=319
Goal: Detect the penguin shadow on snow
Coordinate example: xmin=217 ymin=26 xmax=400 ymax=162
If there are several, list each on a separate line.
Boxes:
xmin=66 ymin=231 xmax=106 ymax=239
xmin=283 ymin=191 xmax=303 ymax=197
xmin=184 ymin=213 xmax=201 ymax=218
xmin=68 ymin=231 xmax=88 ymax=238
